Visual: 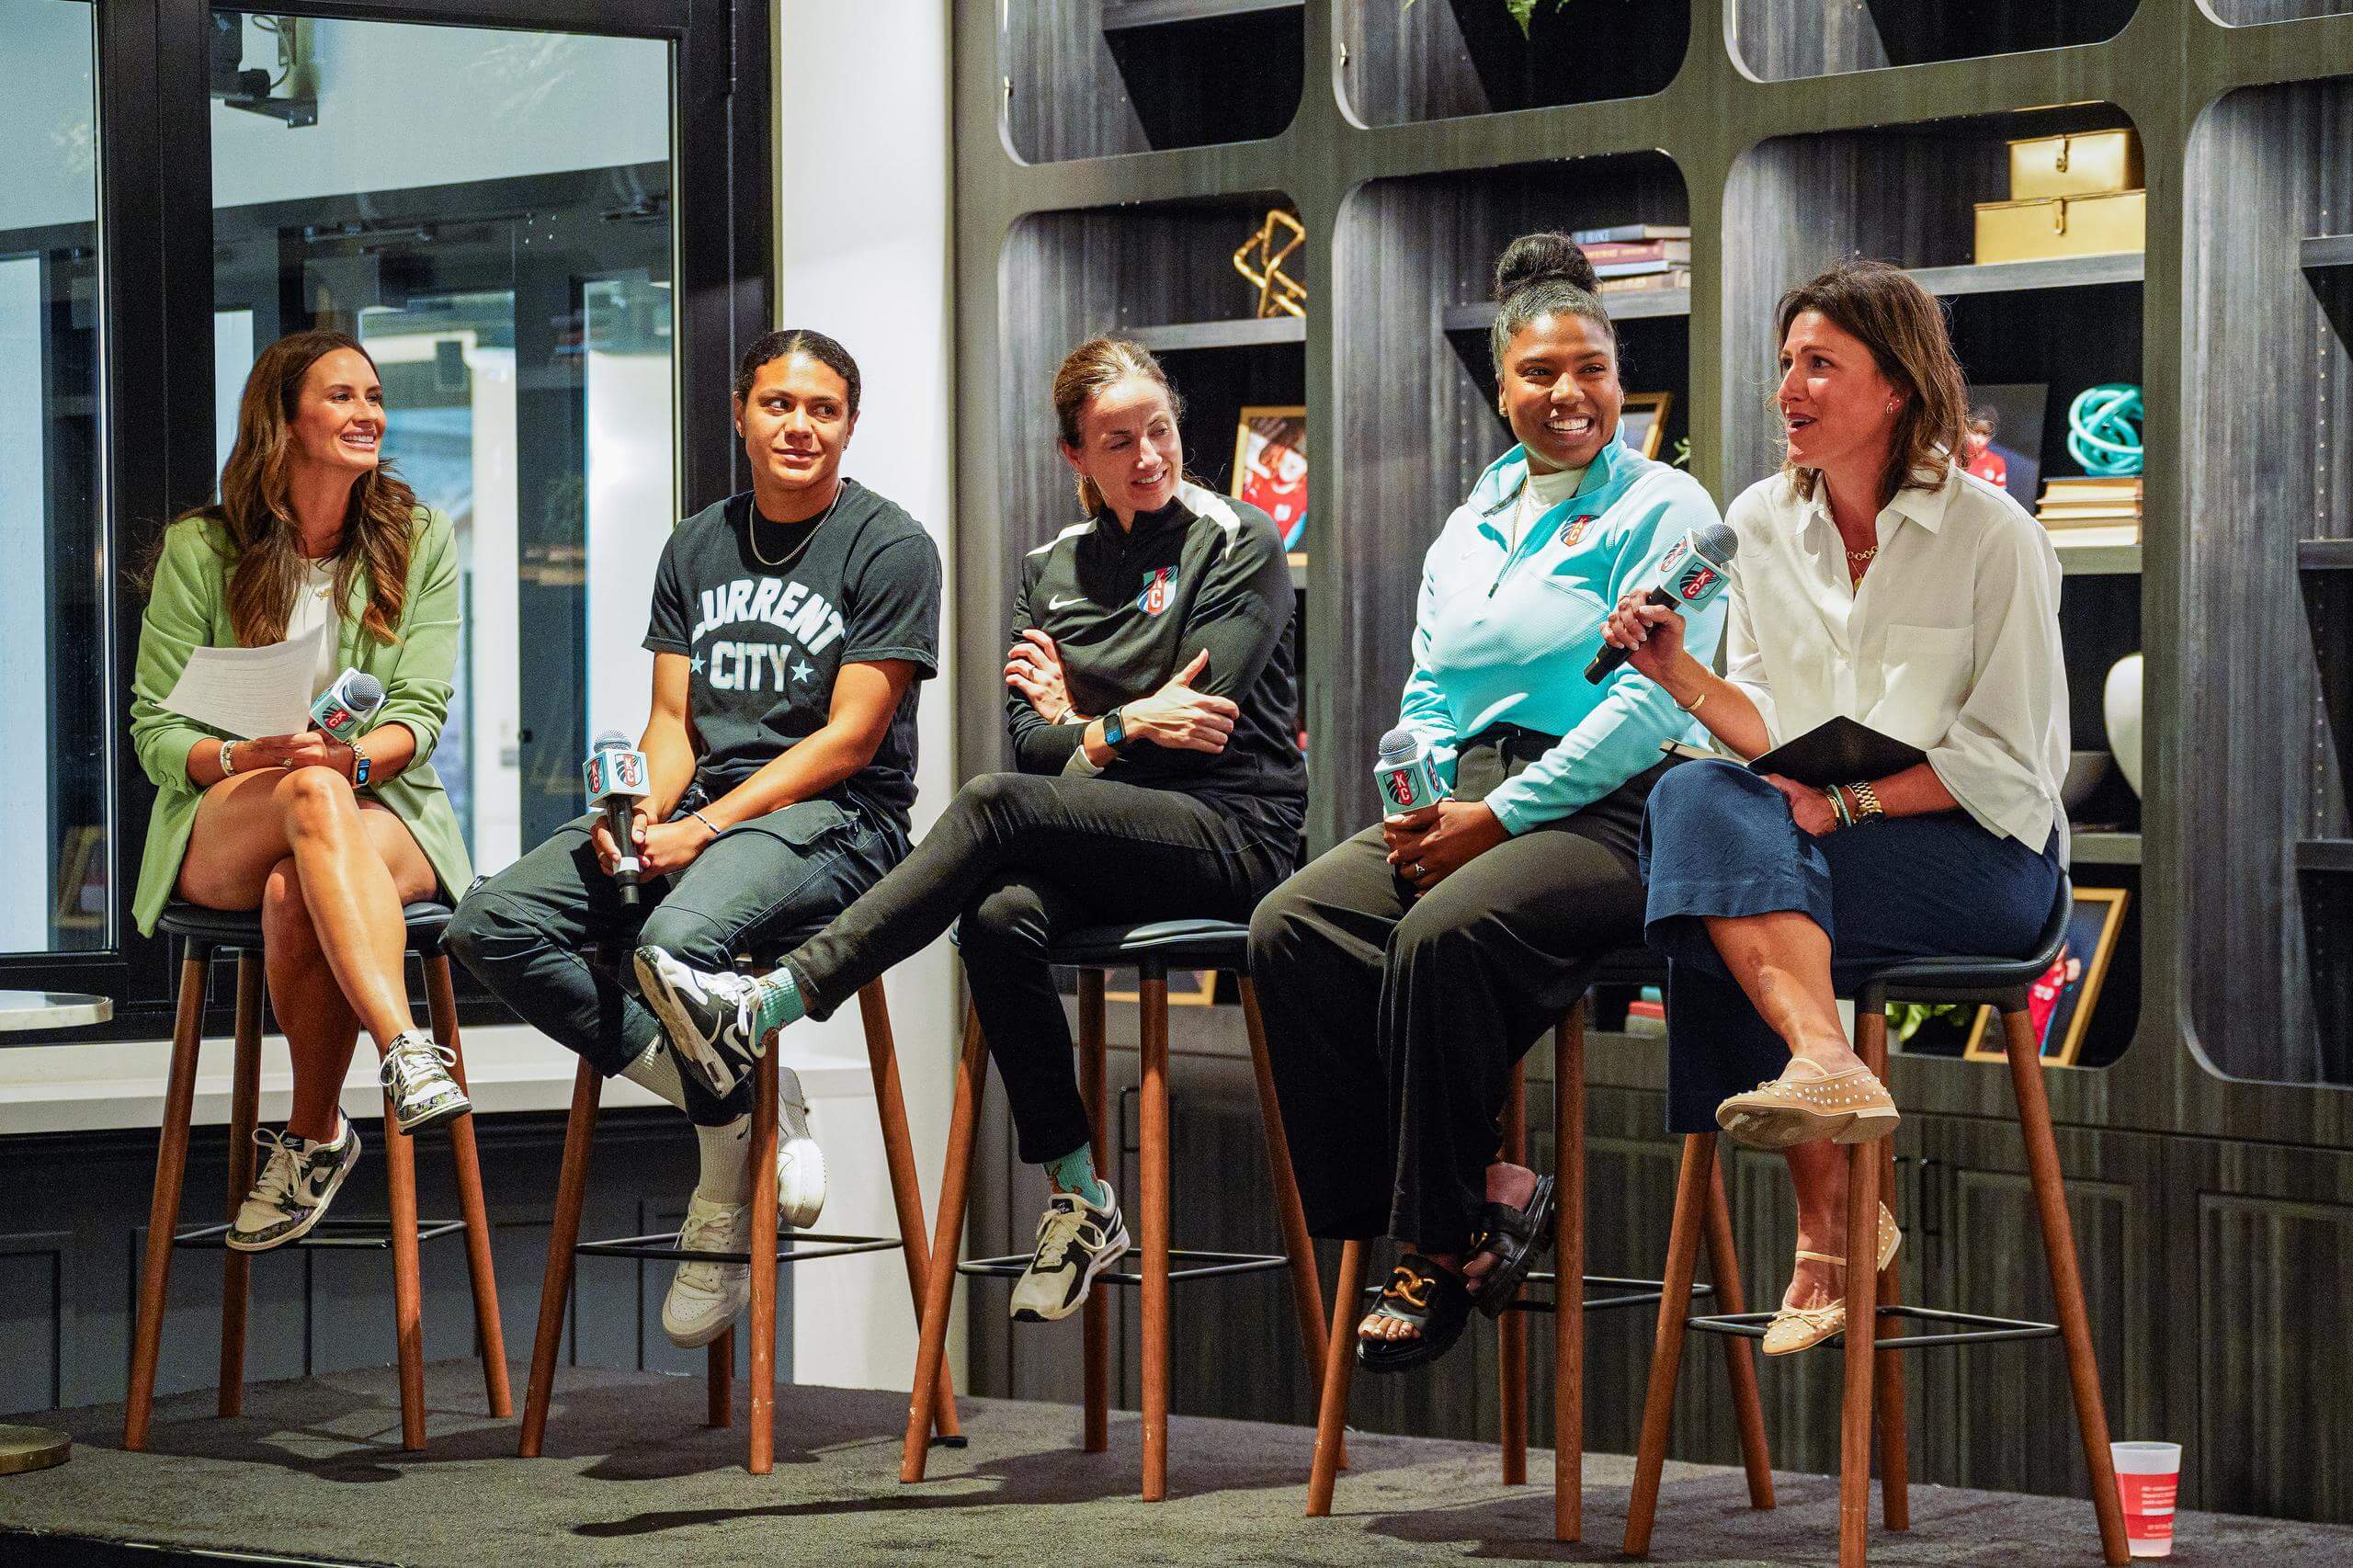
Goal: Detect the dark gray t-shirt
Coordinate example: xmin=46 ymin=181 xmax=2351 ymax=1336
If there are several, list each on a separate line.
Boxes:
xmin=643 ymin=480 xmax=942 ymax=834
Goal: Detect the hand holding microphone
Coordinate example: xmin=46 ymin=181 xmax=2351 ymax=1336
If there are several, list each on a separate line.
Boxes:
xmin=1373 ymin=726 xmax=1506 ymax=893
xmin=584 ymin=730 xmax=652 ymax=904
xmin=225 ymin=669 xmax=387 ymax=777
xmin=1589 ymin=522 xmax=1740 ymax=684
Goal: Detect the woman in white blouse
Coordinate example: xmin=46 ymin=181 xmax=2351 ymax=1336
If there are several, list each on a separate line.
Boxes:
xmin=1601 ymin=259 xmax=2068 ymax=1356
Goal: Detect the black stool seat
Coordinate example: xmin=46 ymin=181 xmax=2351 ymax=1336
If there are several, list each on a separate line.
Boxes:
xmin=158 ymin=899 xmax=455 ymax=956
xmin=1047 ymin=918 xmax=1249 ymax=969
xmin=1855 ymin=877 xmax=2073 ymax=1008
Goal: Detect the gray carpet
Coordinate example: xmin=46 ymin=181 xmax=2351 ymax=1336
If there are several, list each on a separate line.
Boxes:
xmin=2 ymin=1363 xmax=2340 ymax=1566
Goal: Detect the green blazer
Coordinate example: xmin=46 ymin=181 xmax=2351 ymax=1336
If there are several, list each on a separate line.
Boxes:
xmin=129 ymin=507 xmax=473 ymax=937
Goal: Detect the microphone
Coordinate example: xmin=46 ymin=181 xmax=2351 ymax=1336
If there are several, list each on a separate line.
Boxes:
xmin=1586 ymin=522 xmax=1741 ymax=684
xmin=309 ymin=670 xmax=385 ymax=743
xmin=583 ymin=729 xmax=652 ymax=904
xmin=1373 ymin=726 xmax=1449 ymax=813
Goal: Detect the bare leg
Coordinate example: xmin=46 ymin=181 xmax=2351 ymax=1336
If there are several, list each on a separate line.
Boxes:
xmin=1782 ymin=1139 xmax=1848 ymax=1311
xmin=1699 ymin=912 xmax=1863 ymax=1078
xmin=261 ymin=855 xmax=364 ymax=1144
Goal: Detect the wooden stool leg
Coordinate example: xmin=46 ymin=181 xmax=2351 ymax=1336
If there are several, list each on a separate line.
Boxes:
xmin=519 ymin=1060 xmax=599 ymax=1458
xmin=126 ymin=950 xmax=210 ymax=1451
xmin=217 ymin=953 xmax=265 ymax=1417
xmin=1236 ymin=979 xmax=1340 ymax=1469
xmin=382 ymin=1076 xmax=428 ymax=1452
xmin=1857 ymin=1008 xmax=1907 ymax=1529
xmin=2005 ymin=1006 xmax=2131 ymax=1567
xmin=1703 ymin=1155 xmax=1776 ymax=1509
xmin=901 ymin=1007 xmax=987 ymax=1483
xmin=1138 ymin=963 xmax=1173 ymax=1502
xmin=1554 ymin=1009 xmax=1586 ymax=1540
xmin=1079 ymin=971 xmax=1111 ymax=1455
xmin=428 ymin=957 xmax=511 ymax=1418
xmin=1838 ymin=1139 xmax=1881 ymax=1568
xmin=1304 ymin=1238 xmax=1366 ymax=1517
xmin=856 ymin=980 xmax=961 ymax=1443
xmin=1498 ymin=1063 xmax=1528 ymax=1486
xmin=708 ymin=1331 xmax=733 ymax=1427
xmin=1624 ymin=1132 xmax=1714 ymax=1557
xmin=748 ymin=1045 xmax=780 ymax=1474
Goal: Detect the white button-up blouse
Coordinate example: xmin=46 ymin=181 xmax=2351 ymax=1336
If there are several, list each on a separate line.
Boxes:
xmin=1721 ymin=462 xmax=2070 ymax=858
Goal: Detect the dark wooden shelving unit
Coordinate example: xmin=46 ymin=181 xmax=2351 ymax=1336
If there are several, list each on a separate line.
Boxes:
xmin=1440 ymin=288 xmax=1692 ymax=332
xmin=1123 ymin=315 xmax=1303 ymax=351
xmin=1736 ymin=0 xmax=2139 ymax=79
xmin=1101 ymin=0 xmax=1302 ymax=31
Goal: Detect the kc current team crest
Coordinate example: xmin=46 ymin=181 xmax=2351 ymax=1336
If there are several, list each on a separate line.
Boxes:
xmin=1136 ymin=564 xmax=1179 ymax=616
xmin=1559 ymin=514 xmax=1598 ymax=549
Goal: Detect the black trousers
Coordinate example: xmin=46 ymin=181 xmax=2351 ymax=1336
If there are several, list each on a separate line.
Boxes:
xmin=787 ymin=770 xmax=1296 ymax=1165
xmin=1248 ymin=736 xmax=1667 ymax=1256
xmin=446 ymin=797 xmax=903 ymax=1126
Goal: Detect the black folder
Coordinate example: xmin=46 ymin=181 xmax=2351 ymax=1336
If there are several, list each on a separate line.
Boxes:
xmin=1744 ymin=716 xmax=1927 ymax=788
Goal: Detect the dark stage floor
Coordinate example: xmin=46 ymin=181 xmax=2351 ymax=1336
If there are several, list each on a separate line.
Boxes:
xmin=1 ymin=1362 xmax=2341 ymax=1566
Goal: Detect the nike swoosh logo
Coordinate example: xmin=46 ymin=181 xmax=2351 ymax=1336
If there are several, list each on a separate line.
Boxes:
xmin=1047 ymin=595 xmax=1084 ymax=610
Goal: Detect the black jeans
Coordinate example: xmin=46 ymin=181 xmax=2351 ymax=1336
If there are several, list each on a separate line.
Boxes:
xmin=1247 ymin=736 xmax=1667 ymax=1256
xmin=446 ymin=797 xmax=904 ymax=1126
xmin=786 ymin=770 xmax=1296 ymax=1165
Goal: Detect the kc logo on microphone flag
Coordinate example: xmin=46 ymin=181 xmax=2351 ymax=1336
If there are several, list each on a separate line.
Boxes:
xmin=1680 ymin=565 xmax=1719 ymax=600
xmin=1383 ymin=770 xmax=1421 ymax=809
xmin=1136 ymin=565 xmax=1179 ymax=616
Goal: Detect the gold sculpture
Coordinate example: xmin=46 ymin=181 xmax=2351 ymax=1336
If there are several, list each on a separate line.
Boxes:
xmin=1233 ymin=209 xmax=1308 ymax=320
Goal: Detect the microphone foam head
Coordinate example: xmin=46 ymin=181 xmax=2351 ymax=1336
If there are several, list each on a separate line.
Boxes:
xmin=1377 ymin=726 xmax=1419 ymax=765
xmin=592 ymin=729 xmax=631 ymax=751
xmin=1691 ymin=522 xmax=1739 ymax=565
xmin=345 ymin=674 xmax=385 ymax=710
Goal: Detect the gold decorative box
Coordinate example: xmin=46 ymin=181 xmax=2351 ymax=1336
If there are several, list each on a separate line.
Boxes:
xmin=1973 ymin=190 xmax=2146 ymax=264
xmin=2007 ymin=131 xmax=2143 ymax=200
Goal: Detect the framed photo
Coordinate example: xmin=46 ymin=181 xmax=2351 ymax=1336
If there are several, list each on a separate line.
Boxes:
xmin=1963 ymin=382 xmax=2047 ymax=510
xmin=1232 ymin=405 xmax=1308 ymax=551
xmin=1963 ymin=886 xmax=2130 ymax=1067
xmin=1619 ymin=392 xmax=1672 ymax=460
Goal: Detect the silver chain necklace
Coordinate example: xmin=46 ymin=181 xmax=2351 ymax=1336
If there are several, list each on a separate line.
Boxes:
xmin=747 ymin=483 xmax=843 ymax=571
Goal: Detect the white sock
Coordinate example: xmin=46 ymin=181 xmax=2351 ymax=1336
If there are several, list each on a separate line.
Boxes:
xmin=619 ymin=1036 xmax=688 ymax=1112
xmin=695 ymin=1114 xmax=755 ymax=1203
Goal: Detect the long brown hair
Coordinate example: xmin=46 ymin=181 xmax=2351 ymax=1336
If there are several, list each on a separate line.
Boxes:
xmin=187 ymin=330 xmax=418 ymax=647
xmin=1051 ymin=336 xmax=1185 ymax=516
xmin=1774 ymin=259 xmax=1971 ymax=509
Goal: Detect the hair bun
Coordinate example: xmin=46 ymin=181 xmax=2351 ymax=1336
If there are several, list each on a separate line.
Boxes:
xmin=1493 ymin=232 xmax=1600 ymax=302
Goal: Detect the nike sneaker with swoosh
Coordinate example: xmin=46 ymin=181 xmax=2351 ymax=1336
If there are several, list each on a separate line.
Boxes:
xmin=226 ymin=1118 xmax=362 ymax=1252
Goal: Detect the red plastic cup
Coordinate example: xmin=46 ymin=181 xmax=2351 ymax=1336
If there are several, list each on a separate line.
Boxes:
xmin=2112 ymin=1441 xmax=2183 ymax=1557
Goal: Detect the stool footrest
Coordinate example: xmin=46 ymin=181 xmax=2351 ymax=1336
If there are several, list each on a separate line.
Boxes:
xmin=574 ymin=1230 xmax=906 ymax=1267
xmin=1688 ymin=1302 xmax=2060 ymax=1351
xmin=961 ymin=1247 xmax=1288 ymax=1286
xmin=1508 ymin=1272 xmax=1719 ymax=1317
xmin=171 ymin=1219 xmax=468 ymax=1252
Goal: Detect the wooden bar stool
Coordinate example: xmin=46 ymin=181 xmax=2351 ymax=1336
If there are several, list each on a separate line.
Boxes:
xmin=1623 ymin=879 xmax=2131 ymax=1567
xmin=518 ymin=973 xmax=961 ymax=1473
xmin=898 ymin=918 xmax=1335 ymax=1501
xmin=1306 ymin=954 xmax=1775 ymax=1540
xmin=124 ymin=900 xmax=510 ymax=1453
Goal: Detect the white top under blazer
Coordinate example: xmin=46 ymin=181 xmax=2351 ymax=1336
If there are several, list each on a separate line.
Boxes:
xmin=1721 ymin=461 xmax=2070 ymax=859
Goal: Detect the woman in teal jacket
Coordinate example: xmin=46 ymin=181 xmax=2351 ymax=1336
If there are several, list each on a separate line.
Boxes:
xmin=131 ymin=330 xmax=473 ymax=1253
xmin=1249 ymin=234 xmax=1727 ymax=1369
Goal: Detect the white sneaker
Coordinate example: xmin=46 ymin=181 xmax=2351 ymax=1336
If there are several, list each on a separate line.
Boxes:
xmin=379 ymin=1029 xmax=470 ymax=1132
xmin=775 ymin=1063 xmax=825 ymax=1230
xmin=1009 ymin=1187 xmax=1130 ymax=1324
xmin=226 ymin=1119 xmax=361 ymax=1252
xmin=663 ymin=1191 xmax=753 ymax=1349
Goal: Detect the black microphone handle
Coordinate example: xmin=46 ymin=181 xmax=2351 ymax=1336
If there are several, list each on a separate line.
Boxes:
xmin=604 ymin=796 xmax=642 ymax=905
xmin=1585 ymin=586 xmax=1682 ymax=684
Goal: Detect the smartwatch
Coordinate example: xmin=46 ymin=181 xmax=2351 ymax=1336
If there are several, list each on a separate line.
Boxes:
xmin=1102 ymin=706 xmax=1131 ymax=750
xmin=349 ymin=743 xmax=372 ymax=788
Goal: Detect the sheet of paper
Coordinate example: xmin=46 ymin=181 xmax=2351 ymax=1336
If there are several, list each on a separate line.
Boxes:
xmin=160 ymin=622 xmax=329 ymax=740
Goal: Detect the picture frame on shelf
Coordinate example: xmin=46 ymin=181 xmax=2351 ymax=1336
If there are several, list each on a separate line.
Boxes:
xmin=1232 ymin=404 xmax=1308 ymax=551
xmin=1963 ymin=886 xmax=2131 ymax=1067
xmin=1619 ymin=392 xmax=1672 ymax=461
xmin=1964 ymin=381 xmax=2047 ymax=510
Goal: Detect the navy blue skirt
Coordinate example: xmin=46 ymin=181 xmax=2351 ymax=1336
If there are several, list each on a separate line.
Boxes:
xmin=1638 ymin=759 xmax=2061 ymax=1133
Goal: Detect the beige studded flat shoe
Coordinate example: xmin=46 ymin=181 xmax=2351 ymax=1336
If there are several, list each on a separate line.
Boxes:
xmin=1715 ymin=1061 xmax=1899 ymax=1149
xmin=1761 ymin=1202 xmax=1903 ymax=1358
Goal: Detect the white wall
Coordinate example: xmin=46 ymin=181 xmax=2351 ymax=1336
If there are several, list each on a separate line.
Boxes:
xmin=771 ymin=0 xmax=962 ymax=1398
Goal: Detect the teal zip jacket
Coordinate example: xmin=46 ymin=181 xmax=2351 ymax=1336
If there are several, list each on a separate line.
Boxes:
xmin=1397 ymin=431 xmax=1728 ymax=835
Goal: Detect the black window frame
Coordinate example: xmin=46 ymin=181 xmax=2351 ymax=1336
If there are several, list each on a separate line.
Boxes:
xmin=5 ymin=0 xmax=769 ymax=1044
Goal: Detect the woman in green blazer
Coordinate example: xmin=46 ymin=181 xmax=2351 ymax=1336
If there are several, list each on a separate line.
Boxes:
xmin=130 ymin=329 xmax=475 ymax=1252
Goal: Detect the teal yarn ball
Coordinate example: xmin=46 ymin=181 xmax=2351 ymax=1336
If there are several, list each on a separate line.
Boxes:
xmin=2066 ymin=383 xmax=2143 ymax=476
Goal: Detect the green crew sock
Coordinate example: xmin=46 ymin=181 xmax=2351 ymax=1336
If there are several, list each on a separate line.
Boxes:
xmin=1043 ymin=1142 xmax=1110 ymax=1208
xmin=754 ymin=967 xmax=808 ymax=1036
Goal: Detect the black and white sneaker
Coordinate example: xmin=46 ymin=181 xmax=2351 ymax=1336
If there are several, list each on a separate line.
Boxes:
xmin=226 ymin=1119 xmax=361 ymax=1252
xmin=634 ymin=945 xmax=767 ymax=1098
xmin=1010 ymin=1187 xmax=1130 ymax=1324
xmin=379 ymin=1029 xmax=470 ymax=1132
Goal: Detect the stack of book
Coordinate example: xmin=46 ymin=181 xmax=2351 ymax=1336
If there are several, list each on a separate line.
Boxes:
xmin=2035 ymin=475 xmax=2142 ymax=550
xmin=1571 ymin=223 xmax=1690 ymax=295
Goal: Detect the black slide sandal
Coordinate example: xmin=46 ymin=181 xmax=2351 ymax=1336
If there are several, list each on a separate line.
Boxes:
xmin=1356 ymin=1254 xmax=1476 ymax=1374
xmin=1468 ymin=1174 xmax=1558 ymax=1320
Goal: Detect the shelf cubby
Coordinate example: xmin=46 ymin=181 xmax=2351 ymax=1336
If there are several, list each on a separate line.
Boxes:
xmin=2209 ymin=0 xmax=2353 ymax=22
xmin=1003 ymin=0 xmax=1303 ymax=164
xmin=1339 ymin=0 xmax=1688 ymax=126
xmin=1732 ymin=0 xmax=2138 ymax=81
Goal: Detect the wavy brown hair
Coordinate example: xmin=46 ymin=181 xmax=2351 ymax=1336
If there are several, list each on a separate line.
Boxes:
xmin=1051 ymin=336 xmax=1187 ymax=516
xmin=1774 ymin=259 xmax=1971 ymax=508
xmin=186 ymin=330 xmax=418 ymax=648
